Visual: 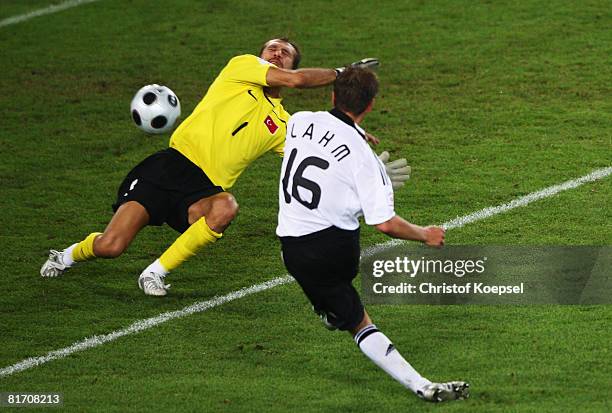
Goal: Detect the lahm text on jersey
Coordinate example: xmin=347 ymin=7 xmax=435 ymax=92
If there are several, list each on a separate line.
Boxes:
xmin=289 ymin=122 xmax=351 ymax=162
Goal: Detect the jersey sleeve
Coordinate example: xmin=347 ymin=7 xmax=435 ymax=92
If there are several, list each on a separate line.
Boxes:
xmin=352 ymin=148 xmax=396 ymax=225
xmin=222 ymin=54 xmax=273 ymax=87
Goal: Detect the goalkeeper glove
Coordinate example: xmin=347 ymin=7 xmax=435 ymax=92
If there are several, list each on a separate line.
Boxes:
xmin=335 ymin=58 xmax=379 ymax=76
xmin=378 ymin=151 xmax=411 ymax=189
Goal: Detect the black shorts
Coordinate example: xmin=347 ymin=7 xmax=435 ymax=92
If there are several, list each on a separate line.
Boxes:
xmin=112 ymin=148 xmax=223 ymax=233
xmin=279 ymin=226 xmax=363 ymax=331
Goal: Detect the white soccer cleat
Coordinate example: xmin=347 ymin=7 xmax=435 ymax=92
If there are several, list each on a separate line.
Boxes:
xmin=40 ymin=250 xmax=70 ymax=277
xmin=138 ymin=271 xmax=170 ymax=296
xmin=417 ymin=381 xmax=470 ymax=403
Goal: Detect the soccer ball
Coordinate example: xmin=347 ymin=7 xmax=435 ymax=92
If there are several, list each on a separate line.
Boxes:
xmin=130 ymin=84 xmax=181 ymax=134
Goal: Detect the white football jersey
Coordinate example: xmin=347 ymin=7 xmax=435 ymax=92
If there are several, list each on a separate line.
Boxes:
xmin=276 ymin=109 xmax=395 ymax=237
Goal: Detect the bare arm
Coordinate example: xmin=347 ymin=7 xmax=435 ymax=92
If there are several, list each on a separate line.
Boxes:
xmin=266 ymin=66 xmax=336 ymax=89
xmin=375 ymin=215 xmax=445 ymax=247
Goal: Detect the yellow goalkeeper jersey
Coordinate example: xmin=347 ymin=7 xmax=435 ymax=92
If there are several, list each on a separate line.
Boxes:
xmin=169 ymin=54 xmax=288 ymax=190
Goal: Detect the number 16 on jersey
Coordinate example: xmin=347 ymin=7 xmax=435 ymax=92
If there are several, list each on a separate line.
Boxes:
xmin=282 ymin=148 xmax=329 ymax=210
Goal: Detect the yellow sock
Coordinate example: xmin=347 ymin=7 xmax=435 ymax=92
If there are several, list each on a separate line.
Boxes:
xmin=71 ymin=232 xmax=102 ymax=262
xmin=159 ymin=217 xmax=222 ymax=272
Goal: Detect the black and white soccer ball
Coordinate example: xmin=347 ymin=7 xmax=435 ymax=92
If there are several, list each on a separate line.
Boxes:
xmin=130 ymin=84 xmax=181 ymax=134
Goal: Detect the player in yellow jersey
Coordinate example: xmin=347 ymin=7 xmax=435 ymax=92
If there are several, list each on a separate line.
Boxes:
xmin=40 ymin=38 xmax=402 ymax=296
xmin=169 ymin=53 xmax=290 ymax=190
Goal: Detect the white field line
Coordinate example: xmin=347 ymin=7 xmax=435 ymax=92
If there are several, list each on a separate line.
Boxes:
xmin=442 ymin=166 xmax=612 ymax=230
xmin=1 ymin=166 xmax=610 ymax=379
xmin=362 ymin=166 xmax=612 ymax=257
xmin=0 ymin=0 xmax=101 ymax=28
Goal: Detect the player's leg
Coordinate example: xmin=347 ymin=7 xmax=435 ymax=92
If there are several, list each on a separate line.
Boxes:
xmin=161 ymin=191 xmax=237 ymax=269
xmin=93 ymin=201 xmax=150 ymax=257
xmin=185 ymin=192 xmax=239 ymax=232
xmin=40 ymin=201 xmax=149 ymax=277
xmin=351 ymin=310 xmax=469 ymax=403
xmin=138 ymin=192 xmax=238 ymax=296
xmin=281 ymin=227 xmax=468 ymax=403
xmin=351 ymin=310 xmax=431 ymax=394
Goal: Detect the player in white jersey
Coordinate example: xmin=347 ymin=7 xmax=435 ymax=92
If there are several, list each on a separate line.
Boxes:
xmin=277 ymin=67 xmax=469 ymax=403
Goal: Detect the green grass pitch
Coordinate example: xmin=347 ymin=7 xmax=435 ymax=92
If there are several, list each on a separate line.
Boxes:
xmin=0 ymin=0 xmax=610 ymax=411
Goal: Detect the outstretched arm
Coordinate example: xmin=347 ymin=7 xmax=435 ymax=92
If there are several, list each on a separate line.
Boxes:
xmin=375 ymin=216 xmax=445 ymax=247
xmin=266 ymin=57 xmax=380 ymax=89
xmin=266 ymin=66 xmax=336 ymax=88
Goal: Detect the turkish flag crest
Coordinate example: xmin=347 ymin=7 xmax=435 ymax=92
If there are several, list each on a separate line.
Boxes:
xmin=264 ymin=115 xmax=278 ymax=134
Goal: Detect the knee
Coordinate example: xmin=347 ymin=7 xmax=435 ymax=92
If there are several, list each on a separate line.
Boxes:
xmin=94 ymin=234 xmax=128 ymax=258
xmin=210 ymin=193 xmax=239 ymax=226
xmin=187 ymin=193 xmax=239 ymax=232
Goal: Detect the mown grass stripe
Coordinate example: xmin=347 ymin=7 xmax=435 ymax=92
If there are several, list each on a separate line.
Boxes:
xmin=0 ymin=166 xmax=609 ymax=379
